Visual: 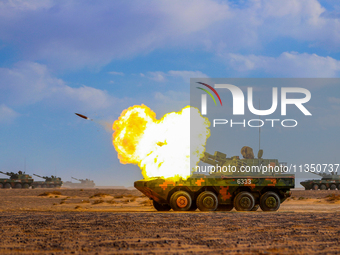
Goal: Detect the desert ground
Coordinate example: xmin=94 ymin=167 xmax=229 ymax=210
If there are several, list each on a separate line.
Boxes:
xmin=0 ymin=188 xmax=340 ymax=254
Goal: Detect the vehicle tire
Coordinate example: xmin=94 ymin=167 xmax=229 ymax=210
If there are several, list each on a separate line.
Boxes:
xmin=170 ymin=191 xmax=192 ymax=211
xmin=23 ymin=184 xmax=30 ymax=189
xmin=216 ymin=204 xmax=233 ymax=211
xmin=0 ymin=183 xmax=3 ymax=189
xmin=152 ymin=200 xmax=171 ymax=211
xmin=36 ymin=185 xmax=41 ymax=188
xmin=4 ymin=183 xmax=11 ymax=189
xmin=196 ymin=191 xmax=218 ymax=211
xmin=251 ymin=204 xmax=260 ymax=211
xmin=49 ymin=185 xmax=54 ymax=188
xmin=14 ymin=183 xmax=22 ymax=189
xmin=338 ymin=184 xmax=340 ymax=190
xmin=260 ymin=191 xmax=280 ymax=211
xmin=320 ymin=184 xmax=327 ymax=190
xmin=330 ymin=184 xmax=337 ymax=190
xmin=233 ymin=191 xmax=255 ymax=211
xmin=42 ymin=185 xmax=47 ymax=188
xmin=312 ymin=184 xmax=319 ymax=190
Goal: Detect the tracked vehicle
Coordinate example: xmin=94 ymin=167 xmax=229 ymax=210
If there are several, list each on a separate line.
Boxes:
xmin=63 ymin=177 xmax=95 ymax=188
xmin=0 ymin=171 xmax=34 ymax=189
xmin=135 ymin=147 xmax=294 ymax=212
xmin=32 ymin=174 xmax=63 ymax=188
xmin=300 ymin=172 xmax=340 ymax=190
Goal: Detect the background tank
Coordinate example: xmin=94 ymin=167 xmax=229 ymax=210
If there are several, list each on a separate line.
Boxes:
xmin=32 ymin=174 xmax=63 ymax=188
xmin=300 ymin=172 xmax=340 ymax=190
xmin=0 ymin=171 xmax=34 ymax=189
xmin=135 ymin=147 xmax=294 ymax=212
xmin=63 ymin=177 xmax=95 ymax=188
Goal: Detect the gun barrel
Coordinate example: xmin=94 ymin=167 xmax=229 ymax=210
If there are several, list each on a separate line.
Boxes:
xmin=0 ymin=171 xmax=9 ymax=176
xmin=33 ymin=174 xmax=45 ymax=179
xmin=71 ymin=177 xmax=79 ymax=181
xmin=310 ymin=172 xmax=323 ymax=177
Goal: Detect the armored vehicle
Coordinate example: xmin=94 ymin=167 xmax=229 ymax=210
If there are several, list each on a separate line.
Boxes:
xmin=300 ymin=172 xmax=340 ymax=190
xmin=135 ymin=147 xmax=294 ymax=212
xmin=32 ymin=174 xmax=63 ymax=188
xmin=0 ymin=171 xmax=34 ymax=189
xmin=63 ymin=177 xmax=95 ymax=188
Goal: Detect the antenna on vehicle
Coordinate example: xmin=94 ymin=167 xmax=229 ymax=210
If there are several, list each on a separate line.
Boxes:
xmin=259 ymin=100 xmax=261 ymax=152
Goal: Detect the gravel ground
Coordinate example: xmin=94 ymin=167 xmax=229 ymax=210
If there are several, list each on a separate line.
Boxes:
xmin=0 ymin=189 xmax=339 ymax=254
xmin=0 ymin=211 xmax=340 ymax=254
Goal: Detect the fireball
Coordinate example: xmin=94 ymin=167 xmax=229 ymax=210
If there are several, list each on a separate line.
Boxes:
xmin=112 ymin=105 xmax=210 ymax=181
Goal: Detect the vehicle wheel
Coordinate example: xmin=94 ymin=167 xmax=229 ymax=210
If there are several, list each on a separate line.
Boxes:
xmin=330 ymin=184 xmax=337 ymax=190
xmin=36 ymin=185 xmax=41 ymax=188
xmin=170 ymin=191 xmax=192 ymax=211
xmin=216 ymin=204 xmax=233 ymax=211
xmin=338 ymin=184 xmax=340 ymax=190
xmin=251 ymin=204 xmax=260 ymax=211
xmin=4 ymin=183 xmax=11 ymax=189
xmin=23 ymin=184 xmax=30 ymax=189
xmin=42 ymin=185 xmax=47 ymax=188
xmin=14 ymin=183 xmax=22 ymax=189
xmin=320 ymin=184 xmax=327 ymax=190
xmin=260 ymin=191 xmax=280 ymax=211
xmin=233 ymin=191 xmax=255 ymax=211
xmin=152 ymin=200 xmax=171 ymax=211
xmin=0 ymin=183 xmax=3 ymax=189
xmin=196 ymin=191 xmax=218 ymax=211
xmin=312 ymin=184 xmax=319 ymax=190
xmin=49 ymin=185 xmax=54 ymax=188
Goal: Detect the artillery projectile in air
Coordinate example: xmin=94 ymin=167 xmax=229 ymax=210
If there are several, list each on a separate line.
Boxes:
xmin=75 ymin=113 xmax=92 ymax=120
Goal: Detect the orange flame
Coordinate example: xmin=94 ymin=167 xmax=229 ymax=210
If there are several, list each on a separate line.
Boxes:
xmin=112 ymin=105 xmax=210 ymax=181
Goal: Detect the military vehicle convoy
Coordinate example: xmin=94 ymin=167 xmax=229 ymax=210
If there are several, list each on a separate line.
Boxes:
xmin=135 ymin=147 xmax=294 ymax=212
xmin=32 ymin=174 xmax=63 ymax=188
xmin=0 ymin=171 xmax=34 ymax=189
xmin=300 ymin=172 xmax=340 ymax=190
xmin=63 ymin=177 xmax=95 ymax=188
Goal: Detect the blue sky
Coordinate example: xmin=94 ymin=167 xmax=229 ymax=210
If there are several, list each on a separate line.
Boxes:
xmin=0 ymin=0 xmax=340 ymax=186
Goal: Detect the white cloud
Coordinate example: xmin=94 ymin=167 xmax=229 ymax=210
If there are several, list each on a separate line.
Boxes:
xmin=147 ymin=72 xmax=166 ymax=82
xmin=318 ymin=105 xmax=340 ymax=127
xmin=145 ymin=70 xmax=208 ymax=82
xmin=228 ymin=52 xmax=340 ymax=77
xmin=0 ymin=104 xmax=19 ymax=123
xmin=0 ymin=61 xmax=113 ymax=110
xmin=108 ymin=71 xmax=124 ymax=76
xmin=0 ymin=0 xmax=228 ymax=69
xmin=0 ymin=0 xmax=53 ymax=12
xmin=1 ymin=0 xmax=340 ymax=75
xmin=168 ymin=71 xmax=209 ymax=82
xmin=328 ymin=97 xmax=340 ymax=104
xmin=153 ymin=90 xmax=190 ymax=117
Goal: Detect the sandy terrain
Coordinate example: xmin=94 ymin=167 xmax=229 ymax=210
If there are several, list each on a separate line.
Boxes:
xmin=0 ymin=189 xmax=339 ymax=254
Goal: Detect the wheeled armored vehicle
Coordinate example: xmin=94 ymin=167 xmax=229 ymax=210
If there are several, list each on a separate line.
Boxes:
xmin=135 ymin=147 xmax=294 ymax=212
